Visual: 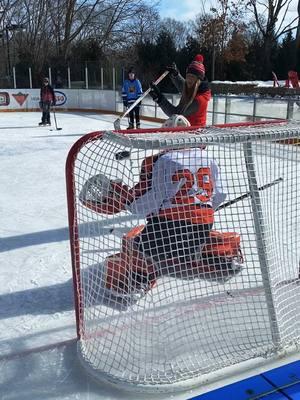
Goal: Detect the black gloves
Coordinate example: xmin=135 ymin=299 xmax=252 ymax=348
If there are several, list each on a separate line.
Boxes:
xmin=149 ymin=82 xmax=162 ymax=103
xmin=166 ymin=62 xmax=179 ymax=77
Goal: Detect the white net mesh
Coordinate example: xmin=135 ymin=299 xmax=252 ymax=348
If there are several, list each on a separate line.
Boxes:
xmin=66 ymin=122 xmax=300 ymax=392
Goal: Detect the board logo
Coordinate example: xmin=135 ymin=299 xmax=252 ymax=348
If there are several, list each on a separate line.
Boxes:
xmin=54 ymin=91 xmax=67 ymax=106
xmin=12 ymin=92 xmax=29 ymax=106
xmin=0 ymin=92 xmax=10 ymax=106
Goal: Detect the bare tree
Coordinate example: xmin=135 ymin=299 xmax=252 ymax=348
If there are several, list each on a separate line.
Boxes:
xmin=110 ymin=3 xmax=160 ymax=46
xmin=107 ymin=4 xmax=161 ymax=67
xmin=46 ymin=0 xmax=157 ymax=59
xmin=16 ymin=0 xmax=52 ymax=70
xmin=0 ymin=0 xmax=23 ymax=77
xmin=193 ymin=0 xmax=246 ymax=79
xmin=245 ymin=0 xmax=299 ymax=77
xmin=0 ymin=0 xmax=21 ymax=27
xmin=159 ymin=18 xmax=191 ymax=50
xmin=0 ymin=0 xmax=159 ymax=79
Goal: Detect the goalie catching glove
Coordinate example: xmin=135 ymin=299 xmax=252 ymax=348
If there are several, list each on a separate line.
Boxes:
xmin=79 ymin=173 xmax=132 ymax=214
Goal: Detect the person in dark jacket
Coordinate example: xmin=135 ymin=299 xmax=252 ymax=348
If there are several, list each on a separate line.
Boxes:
xmin=149 ymin=55 xmax=211 ymax=127
xmin=39 ymin=77 xmax=56 ymax=126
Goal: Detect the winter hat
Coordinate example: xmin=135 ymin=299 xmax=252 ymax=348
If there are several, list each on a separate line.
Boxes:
xmin=194 ymin=54 xmax=204 ymax=63
xmin=186 ymin=55 xmax=205 ymax=79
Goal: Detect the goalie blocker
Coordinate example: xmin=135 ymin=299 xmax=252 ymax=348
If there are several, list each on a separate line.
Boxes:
xmin=80 ymin=147 xmax=244 ymax=298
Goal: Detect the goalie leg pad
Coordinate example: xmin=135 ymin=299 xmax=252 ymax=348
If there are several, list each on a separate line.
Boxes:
xmin=104 ymin=251 xmax=157 ymax=297
xmin=157 ymin=230 xmax=244 ymax=283
xmin=104 ymin=226 xmax=157 ymax=297
xmin=203 ymin=230 xmax=243 ymax=260
xmin=193 ymin=230 xmax=244 ymax=282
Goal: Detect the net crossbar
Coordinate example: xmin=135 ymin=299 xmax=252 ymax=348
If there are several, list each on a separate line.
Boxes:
xmin=66 ymin=121 xmax=300 ymax=392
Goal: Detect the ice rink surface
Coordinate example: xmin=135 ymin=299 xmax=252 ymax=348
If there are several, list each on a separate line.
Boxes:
xmin=1 ymin=111 xmax=300 ymax=400
xmin=0 ymin=111 xmax=208 ymax=400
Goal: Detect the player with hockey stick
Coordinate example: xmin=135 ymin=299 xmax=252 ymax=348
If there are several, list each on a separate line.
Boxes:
xmin=149 ymin=55 xmax=211 ymax=127
xmin=80 ymin=146 xmax=244 ymax=299
xmin=122 ymin=68 xmax=143 ymax=129
xmin=39 ymin=77 xmax=56 ymax=126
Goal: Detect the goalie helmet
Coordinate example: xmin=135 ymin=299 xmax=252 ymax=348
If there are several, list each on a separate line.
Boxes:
xmin=162 ymin=114 xmax=191 ymax=128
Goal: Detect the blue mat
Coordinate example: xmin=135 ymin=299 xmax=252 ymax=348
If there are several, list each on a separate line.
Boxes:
xmin=189 ymin=360 xmax=300 ymax=400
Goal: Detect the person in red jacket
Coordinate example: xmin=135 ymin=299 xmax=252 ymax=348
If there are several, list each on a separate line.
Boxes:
xmin=149 ymin=55 xmax=211 ymax=127
xmin=39 ymin=77 xmax=56 ymax=126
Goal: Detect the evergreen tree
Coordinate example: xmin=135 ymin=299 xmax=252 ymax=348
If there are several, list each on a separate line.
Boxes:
xmin=275 ymin=31 xmax=296 ymax=79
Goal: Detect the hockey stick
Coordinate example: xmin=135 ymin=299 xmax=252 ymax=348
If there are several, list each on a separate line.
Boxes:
xmin=216 ymin=177 xmax=283 ymax=211
xmin=272 ymin=71 xmax=280 ymax=87
xmin=51 ymin=107 xmax=62 ymax=131
xmin=126 ymin=106 xmax=131 ymax=127
xmin=212 ymin=176 xmax=298 ymax=286
xmin=113 ymin=70 xmax=169 ymax=130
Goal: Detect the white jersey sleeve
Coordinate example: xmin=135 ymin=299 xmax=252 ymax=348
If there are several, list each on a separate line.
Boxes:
xmin=127 ymin=157 xmax=183 ymax=218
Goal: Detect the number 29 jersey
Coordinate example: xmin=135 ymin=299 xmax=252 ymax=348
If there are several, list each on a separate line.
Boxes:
xmin=128 ymin=148 xmax=227 ymax=224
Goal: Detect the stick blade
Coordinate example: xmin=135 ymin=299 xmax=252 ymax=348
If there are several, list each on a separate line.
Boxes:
xmin=114 ymin=118 xmax=121 ymax=130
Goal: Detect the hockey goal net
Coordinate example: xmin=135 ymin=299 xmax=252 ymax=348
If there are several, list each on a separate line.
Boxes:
xmin=66 ymin=121 xmax=300 ymax=392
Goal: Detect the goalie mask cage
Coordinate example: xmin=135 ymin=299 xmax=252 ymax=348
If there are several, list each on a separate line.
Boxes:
xmin=66 ymin=122 xmax=300 ymax=393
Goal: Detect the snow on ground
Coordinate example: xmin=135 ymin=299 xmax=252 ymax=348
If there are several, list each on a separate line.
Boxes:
xmin=0 ymin=113 xmax=134 ymax=394
xmin=1 ymin=111 xmax=300 ymax=400
xmin=212 ymin=80 xmax=285 ymax=87
xmin=0 ymin=112 xmax=123 ymax=356
xmin=0 ymin=111 xmax=199 ymax=400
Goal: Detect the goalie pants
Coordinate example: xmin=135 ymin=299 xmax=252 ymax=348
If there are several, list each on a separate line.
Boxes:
xmin=134 ymin=216 xmax=213 ymax=263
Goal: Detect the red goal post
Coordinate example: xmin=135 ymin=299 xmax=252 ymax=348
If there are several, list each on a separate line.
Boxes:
xmin=66 ymin=120 xmax=300 ymax=392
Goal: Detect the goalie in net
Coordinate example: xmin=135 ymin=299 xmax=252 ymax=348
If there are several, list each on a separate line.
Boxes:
xmin=80 ymin=124 xmax=244 ymax=299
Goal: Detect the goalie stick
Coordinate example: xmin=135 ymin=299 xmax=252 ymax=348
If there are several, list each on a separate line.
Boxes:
xmin=216 ymin=177 xmax=283 ymax=211
xmin=113 ymin=70 xmax=169 ymax=130
xmin=215 ymin=177 xmax=300 ymax=288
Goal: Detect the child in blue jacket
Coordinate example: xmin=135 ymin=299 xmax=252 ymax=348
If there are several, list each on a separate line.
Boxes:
xmin=122 ymin=68 xmax=143 ymax=129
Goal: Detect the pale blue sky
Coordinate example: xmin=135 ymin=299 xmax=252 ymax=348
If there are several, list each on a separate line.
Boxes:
xmin=157 ymin=0 xmax=298 ymax=25
xmin=158 ymin=0 xmax=210 ymax=21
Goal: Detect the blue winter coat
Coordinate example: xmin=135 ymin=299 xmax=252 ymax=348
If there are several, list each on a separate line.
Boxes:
xmin=122 ymin=79 xmax=143 ymax=106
